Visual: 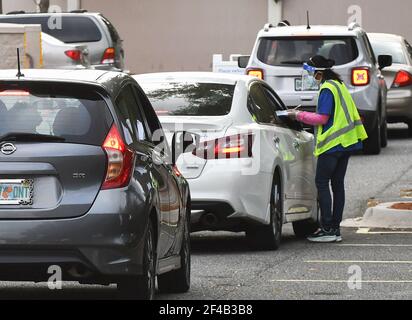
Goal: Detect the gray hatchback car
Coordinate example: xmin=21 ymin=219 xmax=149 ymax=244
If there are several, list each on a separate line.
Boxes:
xmin=0 ymin=69 xmax=191 ymax=299
xmin=242 ymin=23 xmax=393 ymax=154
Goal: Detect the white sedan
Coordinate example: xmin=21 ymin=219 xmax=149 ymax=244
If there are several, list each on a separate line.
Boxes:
xmin=134 ymin=72 xmax=319 ymax=250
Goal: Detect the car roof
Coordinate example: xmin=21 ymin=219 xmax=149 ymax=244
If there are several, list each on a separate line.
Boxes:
xmin=0 ymin=12 xmax=101 ymax=17
xmin=0 ymin=69 xmax=131 ymax=96
xmin=258 ymin=25 xmax=362 ymax=38
xmin=368 ymin=32 xmax=404 ymax=42
xmin=133 ymin=72 xmax=256 ymax=85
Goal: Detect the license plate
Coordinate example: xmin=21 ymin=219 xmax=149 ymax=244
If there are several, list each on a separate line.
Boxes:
xmin=0 ymin=179 xmax=34 ymax=205
xmin=295 ymin=78 xmax=320 ymax=91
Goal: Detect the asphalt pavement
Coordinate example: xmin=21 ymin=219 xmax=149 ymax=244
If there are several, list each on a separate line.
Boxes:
xmin=0 ymin=124 xmax=410 ymax=300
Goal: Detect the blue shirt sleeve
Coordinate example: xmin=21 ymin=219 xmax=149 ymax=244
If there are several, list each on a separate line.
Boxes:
xmin=317 ymin=88 xmax=334 ymax=116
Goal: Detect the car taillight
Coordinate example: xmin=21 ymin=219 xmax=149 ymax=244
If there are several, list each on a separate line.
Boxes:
xmin=192 ymin=134 xmax=254 ymax=160
xmin=392 ymin=70 xmax=412 ymax=88
xmin=247 ymin=68 xmax=264 ymax=80
xmin=352 ymin=68 xmax=370 ymax=86
xmin=101 ymin=125 xmax=134 ymax=190
xmin=65 ymin=50 xmax=82 ymax=61
xmin=101 ymin=47 xmax=115 ymax=64
xmin=0 ymin=90 xmax=30 ymax=96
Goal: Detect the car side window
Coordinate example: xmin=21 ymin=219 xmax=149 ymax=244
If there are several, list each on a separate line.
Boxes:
xmin=115 ymin=84 xmax=148 ymax=144
xmin=404 ymin=41 xmax=412 ymax=62
xmin=133 ymin=85 xmax=165 ymax=145
xmin=248 ymin=83 xmax=279 ymax=125
xmin=362 ymin=34 xmax=377 ymax=65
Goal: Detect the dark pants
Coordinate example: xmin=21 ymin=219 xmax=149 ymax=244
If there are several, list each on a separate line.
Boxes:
xmin=315 ymin=152 xmax=351 ymax=230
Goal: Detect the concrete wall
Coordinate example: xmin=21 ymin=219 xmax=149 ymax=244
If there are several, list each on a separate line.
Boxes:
xmin=81 ymin=0 xmax=268 ymax=74
xmin=282 ymin=0 xmax=412 ymax=42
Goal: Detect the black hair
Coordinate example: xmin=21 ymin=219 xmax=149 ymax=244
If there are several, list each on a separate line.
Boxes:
xmin=322 ymin=69 xmax=343 ymax=83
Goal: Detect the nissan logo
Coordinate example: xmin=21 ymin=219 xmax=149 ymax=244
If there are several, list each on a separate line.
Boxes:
xmin=0 ymin=143 xmax=17 ymax=155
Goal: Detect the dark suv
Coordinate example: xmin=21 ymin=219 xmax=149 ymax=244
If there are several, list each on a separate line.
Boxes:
xmin=0 ymin=69 xmax=191 ymax=299
xmin=0 ymin=11 xmax=125 ymax=71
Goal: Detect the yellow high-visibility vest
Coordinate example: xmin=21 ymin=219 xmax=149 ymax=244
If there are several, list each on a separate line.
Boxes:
xmin=314 ymin=80 xmax=368 ymax=156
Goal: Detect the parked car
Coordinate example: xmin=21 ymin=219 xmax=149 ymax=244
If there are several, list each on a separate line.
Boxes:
xmin=240 ymin=23 xmax=393 ymax=154
xmin=0 ymin=69 xmax=191 ymax=299
xmin=0 ymin=11 xmax=124 ymax=71
xmin=368 ymin=33 xmax=412 ymax=136
xmin=41 ymin=32 xmax=90 ymax=69
xmin=135 ymin=72 xmax=319 ymax=250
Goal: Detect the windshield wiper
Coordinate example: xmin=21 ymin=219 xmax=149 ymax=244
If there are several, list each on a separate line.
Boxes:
xmin=0 ymin=133 xmax=66 ymax=143
xmin=280 ymin=60 xmax=305 ymax=65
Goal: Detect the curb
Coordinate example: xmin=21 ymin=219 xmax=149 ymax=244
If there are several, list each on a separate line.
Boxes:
xmin=342 ymin=202 xmax=412 ymax=229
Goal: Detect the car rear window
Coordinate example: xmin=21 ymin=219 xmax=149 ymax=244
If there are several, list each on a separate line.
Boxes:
xmin=140 ymin=82 xmax=235 ymax=116
xmin=0 ymin=16 xmax=102 ymax=43
xmin=0 ymin=82 xmax=113 ymax=145
xmin=257 ymin=37 xmax=359 ymax=66
xmin=370 ymin=41 xmax=407 ymax=64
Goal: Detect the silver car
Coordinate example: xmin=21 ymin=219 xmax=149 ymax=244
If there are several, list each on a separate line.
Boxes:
xmin=241 ymin=23 xmax=393 ymax=154
xmin=0 ymin=69 xmax=191 ymax=299
xmin=369 ymin=33 xmax=412 ymax=137
xmin=0 ymin=11 xmax=124 ymax=71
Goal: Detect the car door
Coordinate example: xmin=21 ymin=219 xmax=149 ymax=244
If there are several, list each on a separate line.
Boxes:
xmin=132 ymin=85 xmax=183 ymax=256
xmin=248 ymin=82 xmax=315 ymax=219
xmin=262 ymin=84 xmax=317 ymax=219
xmin=115 ymin=83 xmax=172 ymax=258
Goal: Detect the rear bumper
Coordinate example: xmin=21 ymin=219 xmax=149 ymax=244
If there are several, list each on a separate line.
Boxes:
xmin=0 ymin=188 xmax=148 ymax=282
xmin=386 ymin=89 xmax=412 ymax=122
xmin=187 ymin=159 xmax=272 ymax=230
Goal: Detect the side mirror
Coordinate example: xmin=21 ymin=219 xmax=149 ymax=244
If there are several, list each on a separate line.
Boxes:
xmin=238 ymin=55 xmax=251 ymax=69
xmin=378 ymin=55 xmax=392 ymax=70
xmin=171 ymin=131 xmax=199 ymax=165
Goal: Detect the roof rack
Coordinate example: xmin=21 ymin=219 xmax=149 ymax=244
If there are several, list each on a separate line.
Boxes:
xmin=70 ymin=9 xmax=88 ymax=13
xmin=263 ymin=23 xmax=274 ymax=32
xmin=348 ymin=22 xmax=361 ymax=31
xmin=6 ymin=11 xmax=26 ymax=15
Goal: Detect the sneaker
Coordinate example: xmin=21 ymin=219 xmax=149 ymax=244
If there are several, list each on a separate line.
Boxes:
xmin=335 ymin=229 xmax=342 ymax=243
xmin=307 ymin=228 xmax=337 ymax=243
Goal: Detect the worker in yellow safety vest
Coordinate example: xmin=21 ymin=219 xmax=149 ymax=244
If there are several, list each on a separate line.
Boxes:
xmin=287 ymin=55 xmax=368 ymax=243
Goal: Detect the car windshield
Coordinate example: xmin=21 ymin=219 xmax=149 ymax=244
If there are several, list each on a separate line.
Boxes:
xmin=0 ymin=83 xmax=113 ymax=145
xmin=370 ymin=41 xmax=406 ymax=64
xmin=257 ymin=37 xmax=359 ymax=66
xmin=0 ymin=16 xmax=102 ymax=43
xmin=140 ymin=82 xmax=235 ymax=116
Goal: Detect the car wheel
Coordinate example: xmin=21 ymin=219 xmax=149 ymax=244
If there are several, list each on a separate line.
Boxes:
xmin=380 ymin=119 xmax=388 ymax=148
xmin=363 ymin=118 xmax=381 ymax=155
xmin=117 ymin=221 xmax=156 ymax=300
xmin=158 ymin=202 xmax=191 ymax=293
xmin=246 ymin=172 xmax=282 ymax=250
xmin=293 ymin=219 xmax=319 ymax=238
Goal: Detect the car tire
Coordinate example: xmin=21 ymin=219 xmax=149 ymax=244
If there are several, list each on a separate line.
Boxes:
xmin=158 ymin=200 xmax=191 ymax=294
xmin=117 ymin=221 xmax=156 ymax=300
xmin=293 ymin=219 xmax=319 ymax=238
xmin=380 ymin=119 xmax=388 ymax=148
xmin=363 ymin=118 xmax=381 ymax=155
xmin=246 ymin=172 xmax=282 ymax=250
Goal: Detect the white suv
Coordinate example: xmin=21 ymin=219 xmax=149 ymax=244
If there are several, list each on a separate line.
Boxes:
xmin=240 ymin=23 xmax=393 ymax=154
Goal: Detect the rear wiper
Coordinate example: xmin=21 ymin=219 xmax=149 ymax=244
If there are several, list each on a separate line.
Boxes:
xmin=280 ymin=60 xmax=305 ymax=65
xmin=0 ymin=133 xmax=66 ymax=143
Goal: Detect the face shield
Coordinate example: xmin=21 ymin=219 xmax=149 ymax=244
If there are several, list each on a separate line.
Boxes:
xmin=300 ymin=63 xmax=325 ymax=91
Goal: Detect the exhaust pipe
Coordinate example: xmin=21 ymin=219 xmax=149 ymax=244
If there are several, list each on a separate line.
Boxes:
xmin=201 ymin=213 xmax=219 ymax=227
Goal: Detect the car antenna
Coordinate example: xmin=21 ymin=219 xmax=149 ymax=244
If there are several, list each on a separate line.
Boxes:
xmin=306 ymin=10 xmax=311 ymax=30
xmin=16 ymin=48 xmax=24 ymax=78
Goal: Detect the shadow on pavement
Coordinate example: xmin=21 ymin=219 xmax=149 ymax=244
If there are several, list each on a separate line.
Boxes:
xmin=388 ymin=125 xmax=410 ymax=140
